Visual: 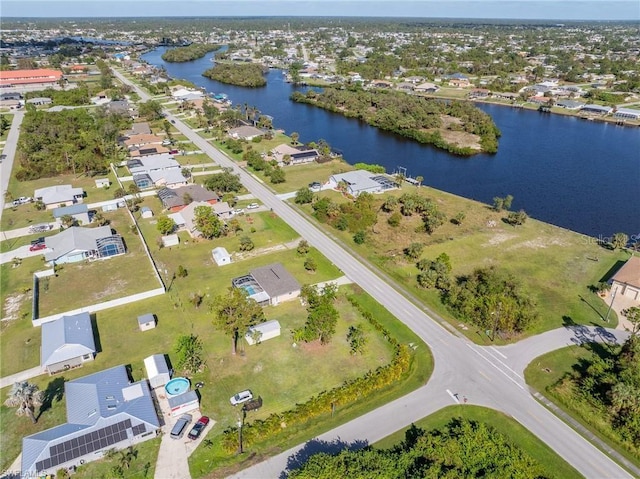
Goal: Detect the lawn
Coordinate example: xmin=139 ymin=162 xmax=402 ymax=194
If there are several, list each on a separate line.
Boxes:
xmin=1 ymin=171 xmax=120 ymax=231
xmin=1 ymin=113 xmax=13 ymax=141
xmin=188 ymin=283 xmax=433 ymax=478
xmin=296 ymin=184 xmax=628 ymax=343
xmin=250 ymin=158 xmax=355 ymax=194
xmin=524 ymin=345 xmax=640 ymax=470
xmin=374 ymin=405 xmax=582 ymax=479
xmin=0 ymin=209 xmax=160 ymax=376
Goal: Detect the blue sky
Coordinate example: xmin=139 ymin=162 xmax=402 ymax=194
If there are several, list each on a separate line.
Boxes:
xmin=1 ymin=0 xmax=638 ymax=20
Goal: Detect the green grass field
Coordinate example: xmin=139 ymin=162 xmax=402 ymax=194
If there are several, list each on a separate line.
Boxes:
xmin=374 ymin=405 xmax=582 ymax=479
xmin=524 ymin=346 xmax=640 ymax=470
xmin=296 ymin=184 xmax=629 ymax=343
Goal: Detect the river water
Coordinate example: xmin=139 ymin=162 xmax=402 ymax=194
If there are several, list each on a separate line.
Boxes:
xmin=141 ymin=47 xmax=640 ymax=240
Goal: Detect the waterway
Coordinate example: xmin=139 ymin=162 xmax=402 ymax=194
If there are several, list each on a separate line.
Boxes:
xmin=141 ymin=47 xmax=640 ymax=240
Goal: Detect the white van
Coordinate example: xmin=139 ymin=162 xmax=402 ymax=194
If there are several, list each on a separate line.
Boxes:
xmin=170 ymin=414 xmax=192 ymax=439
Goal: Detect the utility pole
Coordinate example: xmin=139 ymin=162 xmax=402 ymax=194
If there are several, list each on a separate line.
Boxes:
xmin=604 ymin=288 xmax=617 ymax=323
xmin=491 ymin=301 xmax=502 ymax=341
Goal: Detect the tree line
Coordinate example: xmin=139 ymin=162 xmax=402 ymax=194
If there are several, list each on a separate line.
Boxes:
xmin=289 ymin=418 xmax=548 ymax=478
xmin=291 ymin=87 xmax=500 ymax=155
xmin=202 ymin=63 xmax=267 ymax=87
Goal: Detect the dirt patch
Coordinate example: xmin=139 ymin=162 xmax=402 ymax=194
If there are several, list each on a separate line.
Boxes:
xmin=440 ymin=114 xmax=463 ymax=128
xmin=2 ymin=292 xmax=28 ymax=321
xmin=296 ymin=339 xmax=325 ymax=354
xmin=90 ymin=279 xmax=128 ymax=301
xmin=507 ymin=237 xmax=569 ymax=250
xmin=483 ymin=233 xmax=517 ymax=247
xmin=438 ymin=129 xmax=482 ymax=150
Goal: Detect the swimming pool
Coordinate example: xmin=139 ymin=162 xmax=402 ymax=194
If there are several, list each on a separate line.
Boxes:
xmin=165 ymin=377 xmax=190 ymax=396
xmin=244 ymin=286 xmax=256 ymax=295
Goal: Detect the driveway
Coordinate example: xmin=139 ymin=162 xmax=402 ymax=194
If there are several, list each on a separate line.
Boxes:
xmin=153 ymin=388 xmax=215 ymax=479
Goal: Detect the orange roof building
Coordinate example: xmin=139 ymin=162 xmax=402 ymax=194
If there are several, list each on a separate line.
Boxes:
xmin=0 ymin=69 xmax=63 ymax=88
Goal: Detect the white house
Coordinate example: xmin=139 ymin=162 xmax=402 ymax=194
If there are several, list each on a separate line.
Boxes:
xmin=245 ymin=320 xmax=281 ymax=345
xmin=41 ymin=312 xmax=96 ymax=375
xmin=212 ymin=246 xmax=231 ymax=266
xmin=144 ymin=354 xmax=171 ymax=389
xmin=137 ymin=313 xmax=156 ymax=331
xmin=328 ymin=170 xmax=396 ymax=197
xmin=34 ymin=185 xmax=85 ymax=210
xmin=94 ymin=178 xmax=111 ymax=188
xmin=162 ymin=234 xmax=180 ymax=247
xmin=140 ymin=206 xmax=154 ymax=219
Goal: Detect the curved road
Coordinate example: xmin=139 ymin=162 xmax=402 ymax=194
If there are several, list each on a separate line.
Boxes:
xmin=113 ymin=69 xmax=634 ymax=479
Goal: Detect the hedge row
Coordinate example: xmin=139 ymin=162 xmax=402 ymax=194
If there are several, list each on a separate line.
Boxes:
xmin=221 ymin=293 xmax=412 ymax=453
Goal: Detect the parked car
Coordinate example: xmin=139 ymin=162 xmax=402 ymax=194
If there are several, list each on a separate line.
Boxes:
xmin=234 ymin=208 xmax=244 ymax=214
xmin=230 ymin=389 xmax=253 ymax=406
xmin=0 ymin=154 xmax=6 ymax=162
xmin=29 ymin=242 xmax=47 ymax=252
xmin=170 ymin=414 xmax=192 ymax=439
xmin=308 ymin=182 xmax=321 ymax=191
xmin=12 ymin=196 xmax=32 ymax=206
xmin=247 ymin=203 xmax=259 ymax=209
xmin=187 ymin=416 xmax=210 ymax=440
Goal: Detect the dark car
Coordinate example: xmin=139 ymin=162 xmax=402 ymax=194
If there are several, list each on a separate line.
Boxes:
xmin=187 ymin=416 xmax=210 ymax=440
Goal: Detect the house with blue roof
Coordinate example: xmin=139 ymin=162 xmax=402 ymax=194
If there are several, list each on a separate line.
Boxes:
xmin=52 ymin=203 xmax=90 ymax=227
xmin=21 ymin=365 xmax=160 ymax=477
xmin=41 ymin=312 xmax=96 ymax=374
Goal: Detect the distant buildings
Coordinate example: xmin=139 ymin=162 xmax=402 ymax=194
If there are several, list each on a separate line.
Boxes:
xmin=0 ymin=68 xmax=63 ymax=91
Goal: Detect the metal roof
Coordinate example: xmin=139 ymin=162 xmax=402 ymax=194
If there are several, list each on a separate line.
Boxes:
xmin=167 ymin=390 xmax=199 ymax=408
xmin=52 ymin=203 xmax=89 ymax=218
xmin=144 ymin=354 xmax=170 ymax=379
xmin=22 ymin=365 xmax=159 ymax=475
xmin=40 ymin=312 xmax=96 ymax=368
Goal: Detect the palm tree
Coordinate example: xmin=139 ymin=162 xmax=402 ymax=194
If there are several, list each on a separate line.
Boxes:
xmin=5 ymin=381 xmax=44 ymax=424
xmin=415 ymin=176 xmax=423 ymax=188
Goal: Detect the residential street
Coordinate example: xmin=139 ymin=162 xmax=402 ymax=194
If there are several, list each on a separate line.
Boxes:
xmin=114 ymin=69 xmax=638 ymax=478
xmin=0 ymin=110 xmax=25 ymax=218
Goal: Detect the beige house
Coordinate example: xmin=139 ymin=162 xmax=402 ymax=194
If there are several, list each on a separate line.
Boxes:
xmin=611 ymin=256 xmax=640 ymax=302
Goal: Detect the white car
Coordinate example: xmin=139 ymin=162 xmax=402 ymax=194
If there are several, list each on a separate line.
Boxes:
xmin=247 ymin=203 xmax=259 ymax=209
xmin=230 ymin=390 xmax=253 ymax=406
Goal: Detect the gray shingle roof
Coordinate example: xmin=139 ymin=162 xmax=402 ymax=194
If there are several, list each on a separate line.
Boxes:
xmin=22 ymin=365 xmax=159 ymax=475
xmin=44 ymin=225 xmax=114 ymax=262
xmin=52 ymin=203 xmax=89 ymax=218
xmin=34 ymin=184 xmax=84 ymax=205
xmin=250 ymin=263 xmax=301 ymax=298
xmin=41 ymin=312 xmax=96 ymax=368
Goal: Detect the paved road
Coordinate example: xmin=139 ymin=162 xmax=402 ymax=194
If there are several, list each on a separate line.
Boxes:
xmin=113 ymin=69 xmax=634 ymax=479
xmin=0 ymin=111 xmax=25 ymax=219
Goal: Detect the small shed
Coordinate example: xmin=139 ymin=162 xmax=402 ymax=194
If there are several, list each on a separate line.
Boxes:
xmin=168 ymin=390 xmax=199 ymax=417
xmin=141 ymin=206 xmax=154 ymax=219
xmin=102 ymin=200 xmax=125 ymax=212
xmin=138 ymin=313 xmax=156 ymax=331
xmin=245 ymin=320 xmax=281 ymax=345
xmin=95 ymin=178 xmax=111 ymax=188
xmin=162 ymin=234 xmax=179 ymax=247
xmin=144 ymin=354 xmax=171 ymax=389
xmin=212 ymin=247 xmax=231 ymax=266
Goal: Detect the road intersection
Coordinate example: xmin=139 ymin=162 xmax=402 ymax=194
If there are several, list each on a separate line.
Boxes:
xmin=113 ymin=69 xmax=635 ymax=478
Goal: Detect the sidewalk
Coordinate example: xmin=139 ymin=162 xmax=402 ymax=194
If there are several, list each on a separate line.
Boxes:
xmin=0 ymin=365 xmax=45 ymax=389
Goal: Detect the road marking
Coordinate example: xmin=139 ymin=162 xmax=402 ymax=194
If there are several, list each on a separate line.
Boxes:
xmin=482 ymin=347 xmax=523 ymax=380
xmin=446 ymin=389 xmax=460 ymax=404
xmin=478 ymin=370 xmax=491 ymax=382
xmin=490 ymin=346 xmax=507 ymax=359
xmin=465 ymin=343 xmax=525 ymax=391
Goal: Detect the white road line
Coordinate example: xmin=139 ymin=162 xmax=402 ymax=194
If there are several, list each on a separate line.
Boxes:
xmin=490 ymin=346 xmax=507 ymax=359
xmin=446 ymin=389 xmax=460 ymax=404
xmin=465 ymin=343 xmax=526 ymax=391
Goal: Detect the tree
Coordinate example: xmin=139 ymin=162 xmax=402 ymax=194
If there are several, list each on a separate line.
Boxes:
xmin=4 ymin=381 xmax=44 ymax=423
xmin=290 ymin=131 xmax=300 ymax=145
xmin=297 ymin=239 xmax=310 ymax=255
xmin=137 ymin=100 xmax=164 ymax=121
xmin=404 ymin=242 xmax=424 ymax=260
xmin=269 ymin=166 xmax=286 ymax=184
xmin=622 ymin=306 xmax=640 ymax=335
xmin=239 ymin=235 xmax=254 ymax=251
xmin=611 ymin=233 xmax=629 ymax=250
xmin=347 ymin=324 xmax=367 ymax=355
xmin=295 ymin=284 xmax=339 ymax=344
xmin=156 ymin=215 xmax=176 ymax=235
xmin=387 ymin=211 xmax=402 ymax=227
xmin=454 ymin=211 xmax=466 ymax=226
xmin=353 ymin=230 xmax=366 ymax=244
xmin=204 ymin=167 xmax=242 ymax=193
xmin=119 ymin=446 xmax=138 ymax=470
xmin=92 ymin=211 xmax=109 ymax=226
xmin=295 ymin=187 xmax=314 ymax=204
xmin=507 ymin=210 xmax=528 ymax=226
xmin=174 ymin=334 xmax=205 ymax=374
xmin=304 ymin=257 xmax=317 ymax=272
xmin=210 ymin=287 xmax=265 ymax=355
xmin=60 ymin=214 xmax=76 ymax=228
xmin=194 ymin=206 xmax=225 ymax=239
xmin=415 ymin=175 xmax=424 ymax=187
xmin=381 ymin=196 xmax=398 ymax=212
